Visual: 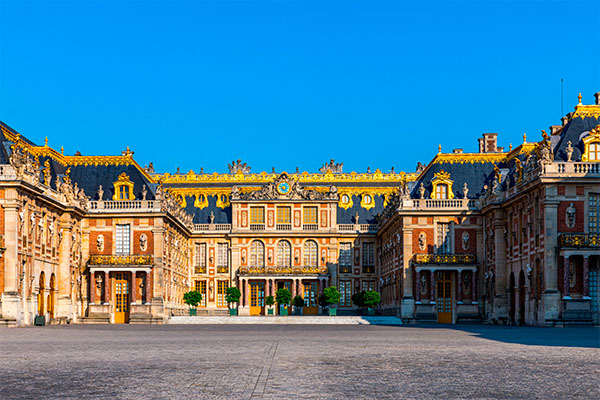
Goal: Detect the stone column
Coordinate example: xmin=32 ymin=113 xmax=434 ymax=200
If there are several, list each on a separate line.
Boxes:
xmin=90 ymin=272 xmax=96 ymax=304
xmin=131 ymin=271 xmax=137 ymax=304
xmin=145 ymin=270 xmax=153 ymax=304
xmin=244 ymin=279 xmax=250 ymax=307
xmin=430 ymin=270 xmax=436 ymax=302
xmin=563 ymin=256 xmax=570 ymax=298
xmin=104 ymin=271 xmax=110 ymax=305
xmin=472 ymin=271 xmax=477 ymax=302
xmin=543 ymin=198 xmax=560 ymax=322
xmin=493 ymin=210 xmax=508 ymax=320
xmin=457 ymin=269 xmax=463 ymax=304
xmin=292 ymin=278 xmax=297 ymax=298
xmin=56 ymin=218 xmax=72 ymax=319
xmin=401 ymin=228 xmax=415 ymax=320
xmin=1 ymin=196 xmax=21 ymax=323
xmin=583 ymin=256 xmax=590 ymax=298
xmin=415 ymin=270 xmax=421 ymax=302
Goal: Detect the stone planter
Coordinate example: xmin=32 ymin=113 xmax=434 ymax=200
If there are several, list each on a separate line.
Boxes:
xmin=267 ymin=307 xmax=274 ymax=315
xmin=367 ymin=308 xmax=375 ymax=316
xmin=328 ymin=306 xmax=337 ymax=316
xmin=189 ymin=308 xmax=197 ymax=316
xmin=294 ymin=307 xmax=303 ymax=316
xmin=280 ymin=305 xmax=288 ymax=316
xmin=229 ymin=308 xmax=238 ymax=316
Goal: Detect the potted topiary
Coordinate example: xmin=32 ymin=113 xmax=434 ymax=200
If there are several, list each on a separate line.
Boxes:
xmin=322 ymin=286 xmax=341 ymax=316
xmin=292 ymin=295 xmax=304 ymax=315
xmin=362 ymin=290 xmax=381 ymax=316
xmin=183 ymin=290 xmax=202 ymax=316
xmin=352 ymin=291 xmax=365 ymax=314
xmin=276 ymin=288 xmax=291 ymax=316
xmin=265 ymin=295 xmax=275 ymax=315
xmin=225 ymin=287 xmax=241 ymax=316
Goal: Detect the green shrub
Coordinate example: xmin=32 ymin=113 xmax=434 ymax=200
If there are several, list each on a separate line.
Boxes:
xmin=183 ymin=290 xmax=202 ymax=308
xmin=265 ymin=295 xmax=275 ymax=306
xmin=352 ymin=291 xmax=365 ymax=308
xmin=322 ymin=287 xmax=341 ymax=306
xmin=362 ymin=290 xmax=381 ymax=308
xmin=276 ymin=288 xmax=292 ymax=305
xmin=225 ymin=287 xmax=241 ymax=306
xmin=292 ymin=295 xmax=304 ymax=308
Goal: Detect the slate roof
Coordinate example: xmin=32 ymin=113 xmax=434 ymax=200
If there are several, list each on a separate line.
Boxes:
xmin=553 ymin=116 xmax=599 ymax=161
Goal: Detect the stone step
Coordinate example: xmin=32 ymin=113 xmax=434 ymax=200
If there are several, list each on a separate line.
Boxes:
xmin=0 ymin=318 xmax=17 ymax=327
xmin=168 ymin=316 xmax=403 ymax=325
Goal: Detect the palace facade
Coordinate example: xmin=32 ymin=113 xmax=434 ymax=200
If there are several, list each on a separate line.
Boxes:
xmin=1 ymin=93 xmax=599 ymax=326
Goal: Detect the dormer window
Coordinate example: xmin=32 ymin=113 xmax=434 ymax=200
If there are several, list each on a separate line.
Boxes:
xmin=112 ymin=173 xmax=135 ymax=201
xmin=582 ymin=125 xmax=600 ymax=162
xmin=430 ymin=171 xmax=454 ymax=200
xmin=436 ymin=184 xmax=449 ymax=199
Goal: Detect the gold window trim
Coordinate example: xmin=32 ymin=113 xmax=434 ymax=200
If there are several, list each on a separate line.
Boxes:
xmin=216 ymin=193 xmax=230 ymax=209
xmin=112 ymin=173 xmax=135 ymax=200
xmin=194 ymin=193 xmax=208 ymax=209
xmin=581 ymin=125 xmax=600 ymax=162
xmin=360 ymin=193 xmax=375 ymax=210
xmin=430 ymin=171 xmax=454 ymax=199
xmin=339 ymin=193 xmax=353 ymax=210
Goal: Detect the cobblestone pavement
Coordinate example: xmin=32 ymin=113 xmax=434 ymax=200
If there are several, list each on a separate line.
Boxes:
xmin=0 ymin=324 xmax=598 ymax=399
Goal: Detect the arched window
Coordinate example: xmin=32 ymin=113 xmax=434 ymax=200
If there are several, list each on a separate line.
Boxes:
xmin=250 ymin=240 xmax=265 ymax=267
xmin=277 ymin=240 xmax=291 ymax=267
xmin=304 ymin=240 xmax=318 ymax=267
xmin=436 ymin=184 xmax=448 ymax=199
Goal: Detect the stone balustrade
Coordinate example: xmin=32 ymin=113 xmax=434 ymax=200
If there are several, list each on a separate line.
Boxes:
xmin=542 ymin=162 xmax=600 ymax=176
xmin=88 ymin=200 xmax=160 ymax=213
xmin=238 ymin=265 xmax=329 ymax=275
xmin=413 ymin=253 xmax=477 ymax=264
xmin=558 ymin=233 xmax=600 ymax=248
xmin=89 ymin=254 xmax=154 ymax=265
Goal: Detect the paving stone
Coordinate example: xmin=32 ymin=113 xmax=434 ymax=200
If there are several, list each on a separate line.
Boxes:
xmin=0 ymin=324 xmax=598 ymax=399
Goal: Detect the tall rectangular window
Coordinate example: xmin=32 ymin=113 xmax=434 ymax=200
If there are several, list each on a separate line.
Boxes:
xmin=303 ymin=207 xmax=318 ymax=224
xmin=590 ymin=194 xmax=600 ymax=233
xmin=363 ymin=242 xmax=374 ymax=273
xmin=362 ymin=280 xmax=375 ymax=292
xmin=277 ymin=207 xmax=291 ymax=224
xmin=339 ymin=280 xmax=352 ymax=306
xmin=250 ymin=207 xmax=264 ymax=224
xmin=115 ymin=224 xmax=130 ymax=255
xmin=339 ymin=243 xmax=352 ymax=273
xmin=195 ymin=243 xmax=206 ymax=273
xmin=436 ymin=223 xmax=451 ymax=254
xmin=217 ymin=281 xmax=229 ymax=307
xmin=194 ymin=280 xmax=207 ymax=307
xmin=217 ymin=243 xmax=228 ymax=273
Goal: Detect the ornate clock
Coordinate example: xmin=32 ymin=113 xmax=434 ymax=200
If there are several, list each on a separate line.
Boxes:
xmin=277 ymin=181 xmax=291 ymax=195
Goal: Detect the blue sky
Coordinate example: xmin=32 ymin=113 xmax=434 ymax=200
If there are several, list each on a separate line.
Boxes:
xmin=0 ymin=0 xmax=598 ymax=174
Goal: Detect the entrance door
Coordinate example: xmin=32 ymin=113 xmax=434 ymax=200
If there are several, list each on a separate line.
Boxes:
xmin=303 ymin=281 xmax=318 ymax=315
xmin=114 ymin=272 xmax=130 ymax=323
xmin=436 ymin=271 xmax=452 ymax=323
xmin=250 ymin=281 xmax=265 ymax=315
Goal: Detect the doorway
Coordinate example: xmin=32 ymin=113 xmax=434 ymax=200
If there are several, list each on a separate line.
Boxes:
xmin=250 ymin=281 xmax=265 ymax=315
xmin=114 ymin=272 xmax=130 ymax=323
xmin=436 ymin=271 xmax=452 ymax=323
xmin=303 ymin=281 xmax=318 ymax=315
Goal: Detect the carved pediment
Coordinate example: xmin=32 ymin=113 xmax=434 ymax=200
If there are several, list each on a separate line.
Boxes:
xmin=232 ymin=173 xmax=339 ymax=201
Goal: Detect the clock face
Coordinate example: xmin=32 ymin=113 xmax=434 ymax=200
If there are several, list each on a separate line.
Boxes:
xmin=277 ymin=181 xmax=290 ymax=195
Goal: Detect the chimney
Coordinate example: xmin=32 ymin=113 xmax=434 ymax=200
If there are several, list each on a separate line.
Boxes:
xmin=482 ymin=133 xmax=498 ymax=153
xmin=595 ymin=92 xmax=600 ymax=105
xmin=497 ymin=146 xmax=504 ymax=152
xmin=453 ymin=148 xmax=463 ymax=154
xmin=549 ymin=125 xmax=562 ymax=135
xmin=561 ymin=116 xmax=569 ymax=126
xmin=478 ymin=138 xmax=484 ymax=153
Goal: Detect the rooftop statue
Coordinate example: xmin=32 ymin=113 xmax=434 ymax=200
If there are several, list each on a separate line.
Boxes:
xmin=319 ymin=159 xmax=343 ymax=174
xmin=228 ymin=159 xmax=251 ymax=174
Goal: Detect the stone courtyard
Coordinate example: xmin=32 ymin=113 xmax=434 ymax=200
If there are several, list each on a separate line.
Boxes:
xmin=0 ymin=324 xmax=598 ymax=399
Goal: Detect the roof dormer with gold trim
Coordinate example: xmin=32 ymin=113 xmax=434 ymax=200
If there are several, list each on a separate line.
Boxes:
xmin=113 ymin=173 xmax=135 ymax=200
xmin=581 ymin=125 xmax=600 ymax=162
xmin=430 ymin=171 xmax=454 ymax=199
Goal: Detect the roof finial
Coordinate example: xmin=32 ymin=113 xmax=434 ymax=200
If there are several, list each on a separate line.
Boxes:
xmin=44 ymin=136 xmax=48 ymax=146
xmin=523 ymin=133 xmax=527 ymax=143
xmin=438 ymin=144 xmax=442 ymax=154
xmin=578 ymin=93 xmax=582 ymax=105
xmin=61 ymin=146 xmax=64 ymax=155
xmin=509 ymin=143 xmax=513 ymax=151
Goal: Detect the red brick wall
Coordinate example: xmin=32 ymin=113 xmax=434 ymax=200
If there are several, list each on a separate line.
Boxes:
xmin=133 ymin=231 xmax=153 ymax=254
xmin=454 ymin=229 xmax=477 ymax=254
xmin=413 ymin=229 xmax=434 ymax=254
xmin=557 ymin=201 xmax=584 ymax=232
xmin=89 ymin=231 xmax=112 ymax=255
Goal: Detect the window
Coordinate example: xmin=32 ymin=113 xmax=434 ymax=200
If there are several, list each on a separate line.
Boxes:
xmin=304 ymin=240 xmax=318 ymax=267
xmin=277 ymin=207 xmax=291 ymax=224
xmin=436 ymin=184 xmax=448 ymax=199
xmin=112 ymin=172 xmax=135 ymax=200
xmin=339 ymin=243 xmax=352 ymax=273
xmin=195 ymin=243 xmax=206 ymax=274
xmin=339 ymin=280 xmax=352 ymax=306
xmin=119 ymin=186 xmax=128 ymax=200
xmin=303 ymin=207 xmax=317 ymax=224
xmin=436 ymin=223 xmax=451 ymax=254
xmin=362 ymin=242 xmax=374 ymax=273
xmin=250 ymin=240 xmax=265 ymax=267
xmin=194 ymin=280 xmax=207 ymax=307
xmin=115 ymin=224 xmax=130 ymax=255
xmin=277 ymin=240 xmax=291 ymax=267
xmin=217 ymin=243 xmax=228 ymax=273
xmin=590 ymin=142 xmax=600 ymax=161
xmin=590 ymin=194 xmax=600 ymax=233
xmin=250 ymin=207 xmax=264 ymax=224
xmin=217 ymin=281 xmax=229 ymax=307
xmin=362 ymin=280 xmax=375 ymax=292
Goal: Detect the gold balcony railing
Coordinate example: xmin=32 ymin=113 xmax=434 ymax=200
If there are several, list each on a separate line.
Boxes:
xmin=413 ymin=253 xmax=476 ymax=264
xmin=89 ymin=254 xmax=154 ymax=265
xmin=194 ymin=266 xmax=207 ymax=274
xmin=239 ymin=265 xmax=329 ymax=275
xmin=558 ymin=233 xmax=600 ymax=248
